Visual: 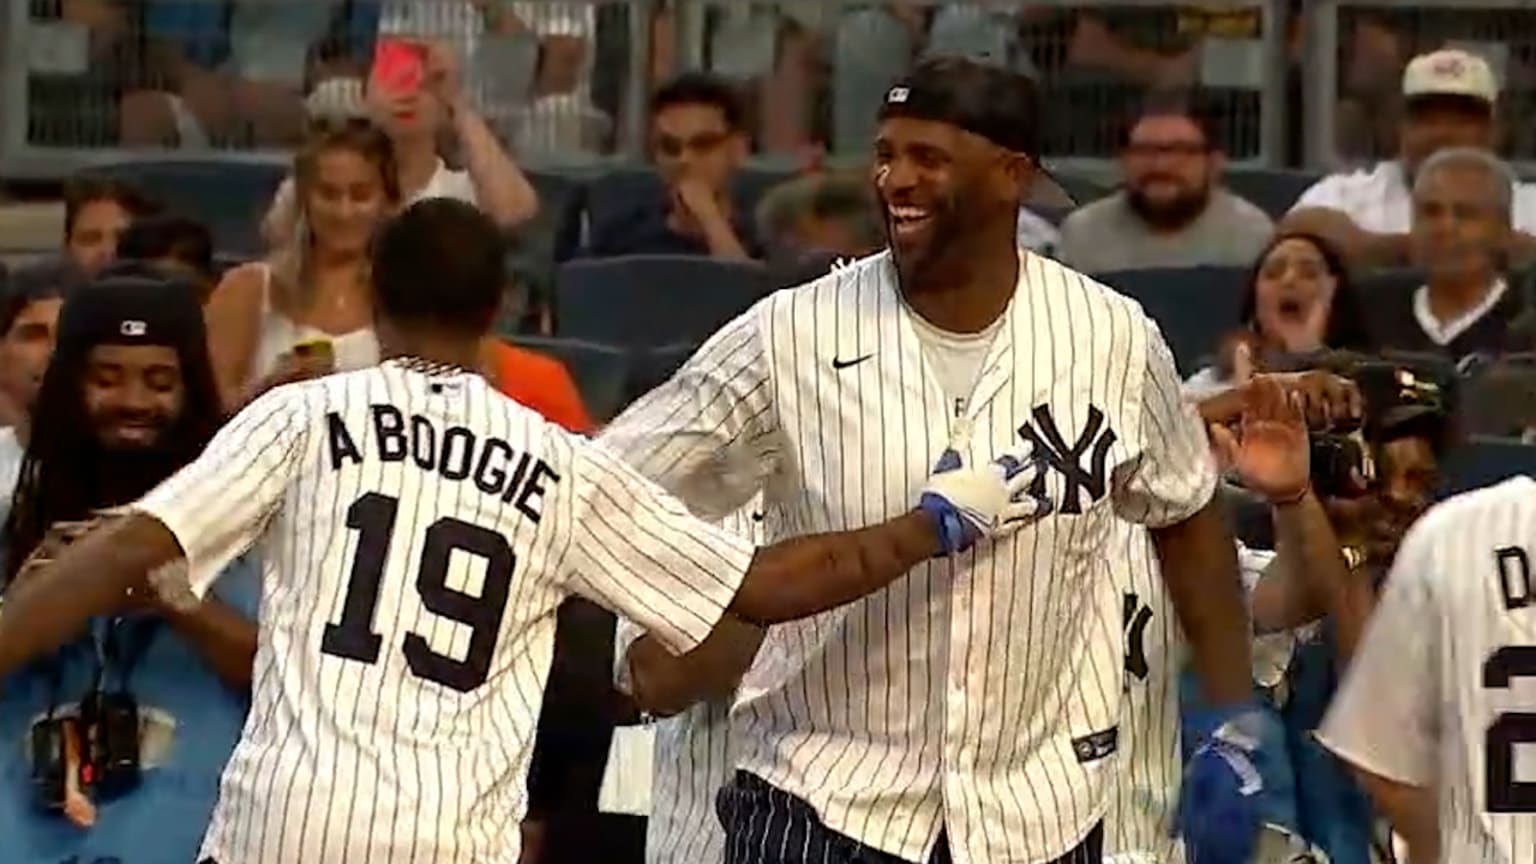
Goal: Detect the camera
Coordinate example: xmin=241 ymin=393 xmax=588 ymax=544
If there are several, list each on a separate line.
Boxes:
xmin=30 ymin=692 xmax=142 ymax=810
xmin=1307 ymin=355 xmax=1451 ymax=498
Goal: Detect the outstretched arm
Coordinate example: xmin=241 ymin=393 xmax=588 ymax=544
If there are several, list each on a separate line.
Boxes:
xmin=0 ymin=514 xmax=180 ymax=680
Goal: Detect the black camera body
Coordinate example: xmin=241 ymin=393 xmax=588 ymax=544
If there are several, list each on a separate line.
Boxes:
xmin=1307 ymin=355 xmax=1452 ymax=498
xmin=30 ymin=691 xmax=142 ymax=809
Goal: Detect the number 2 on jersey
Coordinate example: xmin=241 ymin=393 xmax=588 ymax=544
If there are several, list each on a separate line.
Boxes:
xmin=320 ymin=492 xmax=515 ymax=692
xmin=1484 ymin=646 xmax=1536 ymax=812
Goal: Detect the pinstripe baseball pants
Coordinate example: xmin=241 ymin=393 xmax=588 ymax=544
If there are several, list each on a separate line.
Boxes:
xmin=717 ymin=771 xmax=1104 ymax=864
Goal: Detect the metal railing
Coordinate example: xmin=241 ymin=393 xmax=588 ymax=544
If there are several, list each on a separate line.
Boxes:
xmin=1302 ymin=0 xmax=1536 ymax=171
xmin=0 ymin=0 xmax=1300 ymax=182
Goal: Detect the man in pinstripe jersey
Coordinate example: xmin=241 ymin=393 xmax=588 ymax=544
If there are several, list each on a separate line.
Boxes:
xmin=0 ymin=199 xmax=1055 ymax=864
xmin=603 ymin=57 xmax=1264 ymax=864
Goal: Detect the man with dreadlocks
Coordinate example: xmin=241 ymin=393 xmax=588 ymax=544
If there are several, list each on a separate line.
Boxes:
xmin=0 ymin=274 xmax=260 ymax=864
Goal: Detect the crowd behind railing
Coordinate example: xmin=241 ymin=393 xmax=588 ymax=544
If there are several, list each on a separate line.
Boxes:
xmin=3 ymin=4 xmax=1536 ymax=864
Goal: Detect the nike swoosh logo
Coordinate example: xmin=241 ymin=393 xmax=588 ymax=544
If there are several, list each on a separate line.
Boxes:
xmin=832 ymin=354 xmax=874 ymax=370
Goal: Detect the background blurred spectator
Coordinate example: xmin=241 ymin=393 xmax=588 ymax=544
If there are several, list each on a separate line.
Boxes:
xmin=0 ymin=258 xmax=83 ymax=514
xmin=1370 ymin=148 xmax=1532 ymax=359
xmin=756 ymin=171 xmax=882 ymax=278
xmin=210 ymin=121 xmax=397 ymax=409
xmin=0 ymin=276 xmax=257 ymax=862
xmin=1284 ymin=48 xmax=1536 ymax=272
xmin=115 ymin=214 xmax=218 ymax=301
xmin=1186 ymin=233 xmax=1369 ymax=396
xmin=588 ymin=73 xmax=756 ymax=259
xmin=63 ymin=175 xmax=163 ymax=276
xmin=1058 ymin=94 xmax=1273 ymax=272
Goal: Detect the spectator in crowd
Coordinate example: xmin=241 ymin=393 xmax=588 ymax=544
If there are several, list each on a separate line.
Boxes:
xmin=587 ymin=73 xmax=758 ymax=259
xmin=1056 ymin=95 xmax=1273 ymax=272
xmin=0 ymin=259 xmax=85 ymax=517
xmin=115 ymin=215 xmax=218 ymax=301
xmin=755 ymin=171 xmax=883 ymax=282
xmin=263 ymin=39 xmax=539 ymax=246
xmin=209 ymin=120 xmax=399 ymax=410
xmin=1283 ymin=48 xmax=1536 ymax=271
xmin=116 ymin=0 xmax=353 ymax=147
xmin=1368 ymin=148 xmax=1533 ymax=360
xmin=1186 ymin=233 xmax=1370 ymax=396
xmin=63 ymin=176 xmax=163 ymax=277
xmin=0 ymin=276 xmax=257 ymax=862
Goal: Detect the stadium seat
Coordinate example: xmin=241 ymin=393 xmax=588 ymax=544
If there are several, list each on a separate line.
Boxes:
xmin=555 ymin=255 xmax=772 ymax=349
xmin=1225 ymin=169 xmax=1321 ymax=219
xmin=1093 ymin=266 xmax=1249 ymax=375
xmin=1440 ymin=435 xmax=1536 ymax=496
xmin=624 ymin=341 xmax=700 ymax=408
xmin=80 ymin=160 xmax=287 ymax=259
xmin=510 ymin=335 xmax=632 ymax=424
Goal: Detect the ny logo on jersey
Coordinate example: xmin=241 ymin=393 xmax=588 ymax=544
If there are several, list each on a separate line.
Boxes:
xmin=1123 ymin=592 xmax=1152 ymax=684
xmin=1018 ymin=404 xmax=1117 ymax=514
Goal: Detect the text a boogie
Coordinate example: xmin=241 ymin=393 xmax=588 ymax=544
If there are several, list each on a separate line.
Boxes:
xmin=324 ymin=403 xmax=560 ymax=524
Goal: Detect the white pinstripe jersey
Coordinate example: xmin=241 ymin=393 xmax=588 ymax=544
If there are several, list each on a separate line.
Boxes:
xmin=1104 ymin=522 xmax=1184 ymax=864
xmin=1319 ymin=475 xmax=1536 ymax=864
xmin=600 ymin=250 xmax=1219 ymax=863
xmin=132 ymin=360 xmax=756 ymax=864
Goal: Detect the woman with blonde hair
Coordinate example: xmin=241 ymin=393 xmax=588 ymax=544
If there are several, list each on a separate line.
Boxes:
xmin=206 ymin=119 xmax=400 ymax=409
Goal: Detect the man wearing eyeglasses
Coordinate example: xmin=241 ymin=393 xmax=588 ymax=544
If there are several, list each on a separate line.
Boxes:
xmin=587 ymin=73 xmax=760 ymax=261
xmin=1056 ymin=94 xmax=1274 ymax=273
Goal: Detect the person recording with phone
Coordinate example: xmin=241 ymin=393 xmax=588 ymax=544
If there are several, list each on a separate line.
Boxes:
xmin=0 ymin=276 xmax=259 ymax=864
xmin=1209 ymin=358 xmax=1451 ymax=864
xmin=262 ymin=37 xmax=539 ymax=249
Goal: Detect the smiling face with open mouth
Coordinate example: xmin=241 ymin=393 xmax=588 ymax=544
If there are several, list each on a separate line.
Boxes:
xmin=82 ymin=344 xmax=185 ymax=451
xmin=1251 ymin=236 xmax=1339 ymax=354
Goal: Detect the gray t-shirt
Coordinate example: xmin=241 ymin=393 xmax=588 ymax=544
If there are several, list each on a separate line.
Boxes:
xmin=1055 ymin=188 xmax=1274 ymax=273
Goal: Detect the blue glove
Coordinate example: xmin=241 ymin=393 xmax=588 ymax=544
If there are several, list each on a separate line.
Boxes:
xmin=916 ymin=447 xmax=1052 ymax=556
xmin=1177 ymin=704 xmax=1266 ymax=864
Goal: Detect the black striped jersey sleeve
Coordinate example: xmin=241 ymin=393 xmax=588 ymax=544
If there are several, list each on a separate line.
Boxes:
xmin=1111 ymin=314 xmax=1219 ymax=528
xmin=1317 ymin=517 xmax=1441 ymax=787
xmin=134 ymin=385 xmax=311 ymax=597
xmin=554 ymin=436 xmax=758 ymax=656
xmin=599 ymin=306 xmax=779 ymax=521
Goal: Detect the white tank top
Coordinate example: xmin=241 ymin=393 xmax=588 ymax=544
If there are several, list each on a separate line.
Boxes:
xmin=249 ymin=264 xmax=379 ymax=383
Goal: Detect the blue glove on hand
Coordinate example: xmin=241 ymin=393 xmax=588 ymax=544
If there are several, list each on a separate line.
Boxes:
xmin=1176 ymin=705 xmax=1266 ymax=864
xmin=916 ymin=447 xmax=1053 ymax=556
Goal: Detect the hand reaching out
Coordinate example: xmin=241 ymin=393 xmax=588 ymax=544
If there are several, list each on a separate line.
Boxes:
xmin=1210 ymin=377 xmax=1311 ymax=504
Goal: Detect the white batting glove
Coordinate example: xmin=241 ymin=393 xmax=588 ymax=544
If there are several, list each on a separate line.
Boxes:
xmin=917 ymin=447 xmax=1053 ymax=555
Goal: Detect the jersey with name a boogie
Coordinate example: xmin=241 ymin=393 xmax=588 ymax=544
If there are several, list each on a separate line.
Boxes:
xmin=134 ymin=360 xmax=756 ymax=864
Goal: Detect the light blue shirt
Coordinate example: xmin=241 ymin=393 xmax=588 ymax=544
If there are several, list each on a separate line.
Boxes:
xmin=0 ymin=556 xmax=259 ymax=864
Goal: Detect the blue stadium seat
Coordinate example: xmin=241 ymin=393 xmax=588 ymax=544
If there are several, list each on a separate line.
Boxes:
xmin=1440 ymin=435 xmax=1536 ymax=496
xmin=81 ymin=160 xmax=287 ymax=259
xmin=624 ymin=341 xmax=701 ymax=408
xmin=555 ymin=255 xmax=772 ymax=349
xmin=1093 ymin=266 xmax=1249 ymax=375
xmin=1225 ymin=169 xmax=1321 ymax=220
xmin=509 ymin=335 xmax=632 ymax=425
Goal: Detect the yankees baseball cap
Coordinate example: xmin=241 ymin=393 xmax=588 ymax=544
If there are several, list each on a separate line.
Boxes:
xmin=1403 ymin=48 xmax=1499 ymax=105
xmin=877 ymin=56 xmax=1077 ymax=211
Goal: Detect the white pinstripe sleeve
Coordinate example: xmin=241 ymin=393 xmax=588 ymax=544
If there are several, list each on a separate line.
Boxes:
xmin=1111 ymin=316 xmax=1219 ymax=528
xmin=1317 ymin=522 xmax=1440 ymax=787
xmin=558 ymin=438 xmax=757 ymax=657
xmin=599 ymin=307 xmax=778 ymax=520
xmin=133 ymin=385 xmax=310 ymax=598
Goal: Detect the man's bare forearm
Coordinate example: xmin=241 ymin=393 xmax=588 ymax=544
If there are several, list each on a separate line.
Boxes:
xmin=1272 ymin=492 xmax=1375 ymax=663
xmin=1153 ymin=500 xmax=1253 ymax=706
xmin=627 ymin=614 xmax=765 ymax=716
xmin=0 ymin=515 xmax=181 ymax=679
xmin=162 ymin=599 xmax=257 ymax=692
xmin=1354 ymin=769 xmax=1439 ymax=863
xmin=728 ymin=511 xmax=939 ymax=625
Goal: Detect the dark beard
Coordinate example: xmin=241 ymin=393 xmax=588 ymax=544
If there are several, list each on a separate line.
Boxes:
xmin=1124 ymin=186 xmax=1211 ymax=232
xmin=88 ymin=442 xmax=190 ymax=508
